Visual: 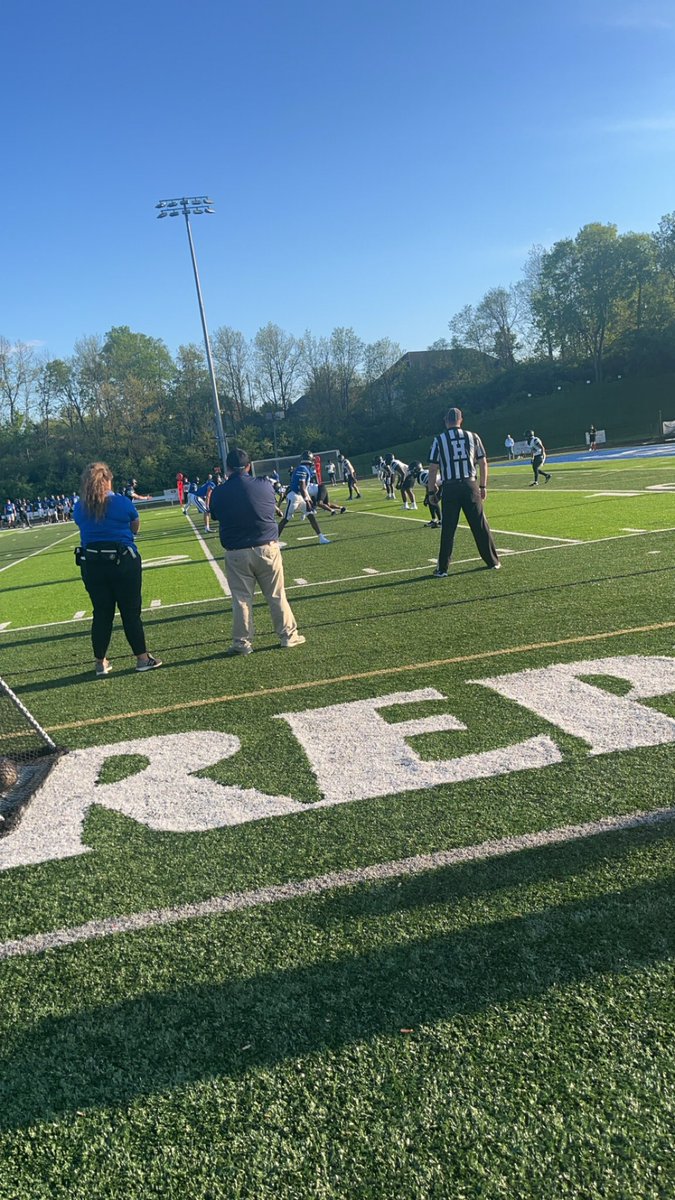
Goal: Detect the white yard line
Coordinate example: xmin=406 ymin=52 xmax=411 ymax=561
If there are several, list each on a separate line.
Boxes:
xmin=1 ymin=805 xmax=672 ymax=961
xmin=185 ymin=515 xmax=231 ymax=597
xmin=489 ymin=527 xmax=581 ymax=543
xmin=2 ymin=525 xmax=674 ymax=637
xmin=0 ymin=530 xmax=77 ymax=574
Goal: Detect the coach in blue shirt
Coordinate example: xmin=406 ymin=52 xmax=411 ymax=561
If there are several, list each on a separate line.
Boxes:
xmin=73 ymin=461 xmax=161 ymax=677
xmin=210 ymin=447 xmax=305 ymax=656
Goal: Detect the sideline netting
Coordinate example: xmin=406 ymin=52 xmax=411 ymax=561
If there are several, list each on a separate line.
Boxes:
xmin=0 ymin=675 xmax=64 ymax=834
xmin=252 ymin=449 xmax=341 ymax=483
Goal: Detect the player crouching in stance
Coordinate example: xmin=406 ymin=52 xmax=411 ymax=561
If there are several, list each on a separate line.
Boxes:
xmin=400 ymin=461 xmax=420 ymax=510
xmin=416 ymin=466 xmax=442 ymax=527
xmin=277 ymin=453 xmax=331 ymax=544
xmin=308 ymin=480 xmax=347 ymax=516
xmin=382 ymin=455 xmax=396 ymax=499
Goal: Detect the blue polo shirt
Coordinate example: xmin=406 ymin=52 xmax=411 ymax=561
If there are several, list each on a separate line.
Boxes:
xmin=209 ymin=473 xmax=278 ymax=550
xmin=73 ymin=492 xmax=139 ymax=548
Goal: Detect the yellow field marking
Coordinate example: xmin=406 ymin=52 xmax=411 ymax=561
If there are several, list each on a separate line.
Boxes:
xmin=42 ymin=618 xmax=675 ymax=735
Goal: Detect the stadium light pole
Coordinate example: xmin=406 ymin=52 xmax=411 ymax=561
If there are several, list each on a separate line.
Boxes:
xmin=156 ymin=196 xmax=228 ymax=470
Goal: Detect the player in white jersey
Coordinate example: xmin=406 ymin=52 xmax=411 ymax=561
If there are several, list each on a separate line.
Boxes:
xmin=527 ymin=432 xmax=552 ymax=486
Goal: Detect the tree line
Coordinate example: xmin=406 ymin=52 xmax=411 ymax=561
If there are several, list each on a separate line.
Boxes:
xmin=2 ymin=213 xmax=675 ymax=494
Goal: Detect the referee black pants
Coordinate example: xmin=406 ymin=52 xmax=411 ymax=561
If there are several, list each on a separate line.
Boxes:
xmin=80 ymin=553 xmax=147 ymax=659
xmin=438 ymin=480 xmax=499 ymax=571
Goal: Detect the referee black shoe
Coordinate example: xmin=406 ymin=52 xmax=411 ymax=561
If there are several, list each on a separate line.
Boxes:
xmin=432 ymin=568 xmax=448 ymax=578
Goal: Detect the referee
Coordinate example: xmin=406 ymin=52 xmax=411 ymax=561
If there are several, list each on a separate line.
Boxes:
xmin=427 ymin=407 xmax=500 ymax=576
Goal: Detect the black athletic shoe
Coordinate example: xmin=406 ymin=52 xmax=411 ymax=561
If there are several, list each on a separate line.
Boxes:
xmin=432 ymin=568 xmax=448 ymax=578
xmin=544 ymin=473 xmax=552 ymax=483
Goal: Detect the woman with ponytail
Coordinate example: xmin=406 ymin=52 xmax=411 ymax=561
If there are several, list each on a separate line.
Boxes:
xmin=73 ymin=462 xmax=161 ymax=678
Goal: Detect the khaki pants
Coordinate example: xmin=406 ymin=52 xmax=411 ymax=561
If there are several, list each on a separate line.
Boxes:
xmin=224 ymin=542 xmax=298 ymax=649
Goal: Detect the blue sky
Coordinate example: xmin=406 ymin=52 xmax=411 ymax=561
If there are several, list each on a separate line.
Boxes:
xmin=2 ymin=0 xmax=675 ymax=361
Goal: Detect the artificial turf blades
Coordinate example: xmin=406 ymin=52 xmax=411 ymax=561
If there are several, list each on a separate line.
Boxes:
xmin=0 ymin=455 xmax=674 ymax=1198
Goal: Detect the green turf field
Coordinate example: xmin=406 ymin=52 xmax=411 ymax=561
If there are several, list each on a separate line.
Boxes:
xmin=0 ymin=457 xmax=674 ymax=1199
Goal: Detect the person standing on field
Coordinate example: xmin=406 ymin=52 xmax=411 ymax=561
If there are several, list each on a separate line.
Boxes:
xmin=527 ymin=431 xmax=552 ymax=486
xmin=504 ymin=434 xmax=515 ymax=460
xmin=73 ymin=462 xmax=162 ymax=677
xmin=427 ymin=407 xmax=500 ymax=577
xmin=342 ymin=456 xmax=362 ymax=499
xmin=209 ymin=447 xmax=305 ymax=656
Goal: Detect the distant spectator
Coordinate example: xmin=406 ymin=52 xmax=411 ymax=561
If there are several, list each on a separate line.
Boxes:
xmin=505 ymin=434 xmax=515 ymax=460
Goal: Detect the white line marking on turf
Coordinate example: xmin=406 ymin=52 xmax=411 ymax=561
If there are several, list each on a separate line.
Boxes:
xmin=142 ymin=554 xmax=191 ymax=569
xmin=490 ymin=527 xmax=581 ymax=543
xmin=2 ymin=525 xmax=675 ymax=638
xmin=0 ymin=530 xmax=76 ymax=574
xmin=622 ymin=528 xmax=646 ymax=533
xmin=357 ymin=510 xmax=581 ymax=542
xmin=1 ymin=805 xmax=672 ymax=961
xmin=362 ymin=567 xmax=379 ymax=574
xmin=297 ymin=535 xmax=319 ymax=541
xmin=294 ymin=578 xmax=309 ymax=585
xmin=150 ymin=599 xmax=162 ymax=608
xmin=73 ymin=611 xmax=86 ymax=620
xmin=0 ymin=621 xmax=10 ymax=631
xmin=186 ymin=515 xmax=231 ymax=597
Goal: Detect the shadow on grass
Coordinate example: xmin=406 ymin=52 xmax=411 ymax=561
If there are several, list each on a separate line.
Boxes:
xmin=0 ymin=822 xmax=673 ymax=1130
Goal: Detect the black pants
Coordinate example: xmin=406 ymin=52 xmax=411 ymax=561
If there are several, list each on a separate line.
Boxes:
xmin=438 ymin=480 xmax=499 ymax=570
xmin=80 ymin=552 xmax=147 ymax=659
xmin=347 ymin=473 xmax=360 ymax=498
xmin=532 ymin=454 xmax=550 ymax=483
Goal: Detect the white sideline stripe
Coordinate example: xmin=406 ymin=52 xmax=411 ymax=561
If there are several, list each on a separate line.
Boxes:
xmin=1 ymin=805 xmax=672 ymax=962
xmin=358 ymin=510 xmax=581 ymax=542
xmin=622 ymin=528 xmax=646 ymax=533
xmin=0 ymin=530 xmax=77 ymax=574
xmin=73 ymin=611 xmax=86 ymax=620
xmin=186 ymin=515 xmax=231 ymax=597
xmin=2 ymin=524 xmax=675 ymax=637
xmin=489 ymin=527 xmax=581 ymax=543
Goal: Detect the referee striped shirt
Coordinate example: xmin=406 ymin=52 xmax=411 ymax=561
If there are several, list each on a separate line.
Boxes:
xmin=428 ymin=428 xmax=486 ymax=482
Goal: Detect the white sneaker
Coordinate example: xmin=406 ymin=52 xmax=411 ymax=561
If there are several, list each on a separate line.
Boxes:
xmin=318 ymin=535 xmax=331 ymax=544
xmin=281 ymin=634 xmax=306 ymax=649
xmin=403 ymin=504 xmax=409 ymax=510
xmin=411 ymin=503 xmax=418 ymax=510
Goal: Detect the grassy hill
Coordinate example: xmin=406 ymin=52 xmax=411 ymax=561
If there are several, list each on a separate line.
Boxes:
xmin=351 ymin=370 xmax=675 ymax=472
